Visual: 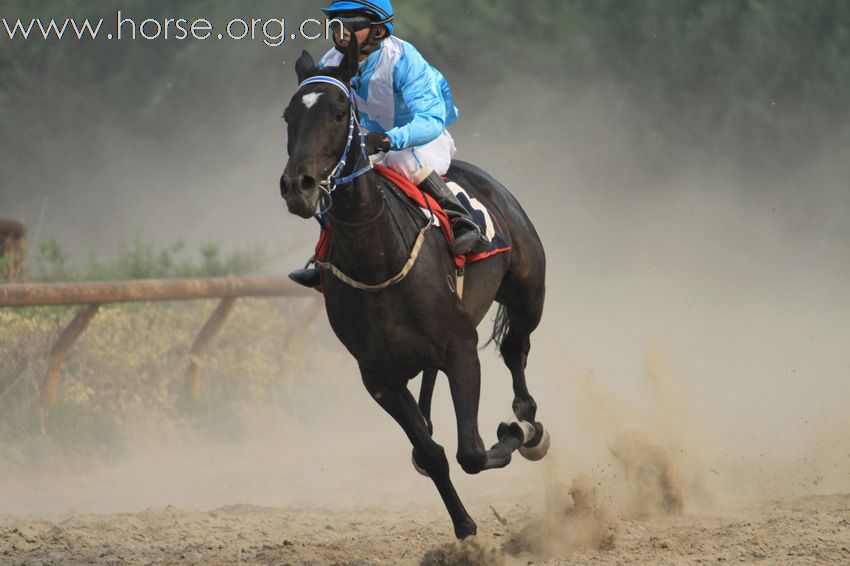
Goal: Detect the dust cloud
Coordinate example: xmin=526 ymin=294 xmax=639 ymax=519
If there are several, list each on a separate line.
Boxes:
xmin=608 ymin=431 xmax=684 ymax=517
xmin=420 ymin=537 xmax=504 ymax=566
xmin=502 ymin=472 xmax=618 ymax=557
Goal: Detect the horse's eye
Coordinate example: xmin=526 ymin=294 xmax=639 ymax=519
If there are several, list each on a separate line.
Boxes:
xmin=335 ymin=111 xmax=346 ymax=122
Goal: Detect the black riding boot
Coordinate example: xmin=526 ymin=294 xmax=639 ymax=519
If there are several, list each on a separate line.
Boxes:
xmin=288 ymin=257 xmax=321 ymax=289
xmin=418 ymin=170 xmax=489 ymax=255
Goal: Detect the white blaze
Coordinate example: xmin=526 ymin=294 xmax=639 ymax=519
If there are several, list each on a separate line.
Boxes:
xmin=301 ymin=92 xmax=323 ymax=109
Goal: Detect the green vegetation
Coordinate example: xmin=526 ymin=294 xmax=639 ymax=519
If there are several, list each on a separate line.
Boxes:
xmin=33 ymin=235 xmax=265 ymax=282
xmin=0 ymin=256 xmax=12 ymax=283
xmin=1 ymin=224 xmax=265 ymax=285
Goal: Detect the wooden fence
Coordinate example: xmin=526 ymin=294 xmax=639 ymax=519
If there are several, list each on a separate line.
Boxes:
xmin=0 ymin=276 xmax=318 ymax=433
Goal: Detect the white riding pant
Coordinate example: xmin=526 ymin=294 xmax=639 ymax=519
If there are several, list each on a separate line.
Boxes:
xmin=372 ymin=130 xmax=456 ymax=183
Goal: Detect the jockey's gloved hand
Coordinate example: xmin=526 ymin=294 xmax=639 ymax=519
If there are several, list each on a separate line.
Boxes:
xmin=364 ymin=132 xmax=391 ymax=155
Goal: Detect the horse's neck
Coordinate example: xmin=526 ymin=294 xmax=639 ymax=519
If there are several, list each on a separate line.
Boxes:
xmin=329 ymin=172 xmax=383 ymax=225
xmin=329 ymin=173 xmax=413 ymax=277
xmin=328 ymin=127 xmax=382 ymax=227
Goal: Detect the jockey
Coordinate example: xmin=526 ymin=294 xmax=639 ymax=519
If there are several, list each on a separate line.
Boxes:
xmin=289 ymin=0 xmax=489 ymax=288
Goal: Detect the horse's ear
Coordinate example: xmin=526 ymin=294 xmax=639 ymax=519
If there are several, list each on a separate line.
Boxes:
xmin=295 ymin=50 xmax=315 ymax=83
xmin=338 ymin=38 xmax=360 ymax=83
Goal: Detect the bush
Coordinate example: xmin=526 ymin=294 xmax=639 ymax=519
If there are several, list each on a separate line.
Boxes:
xmin=34 ymin=235 xmax=266 ymax=282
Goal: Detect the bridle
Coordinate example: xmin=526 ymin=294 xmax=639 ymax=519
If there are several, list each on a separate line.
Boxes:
xmin=295 ymin=75 xmax=373 ymax=214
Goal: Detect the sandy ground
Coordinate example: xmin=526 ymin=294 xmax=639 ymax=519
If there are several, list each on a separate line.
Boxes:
xmin=1 ymin=343 xmax=849 ymax=566
xmin=1 ymin=329 xmax=848 ymax=566
xmin=1 ymin=492 xmax=848 ymax=565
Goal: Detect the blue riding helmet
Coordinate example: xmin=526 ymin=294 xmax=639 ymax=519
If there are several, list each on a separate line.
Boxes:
xmin=322 ymin=0 xmax=395 ymax=34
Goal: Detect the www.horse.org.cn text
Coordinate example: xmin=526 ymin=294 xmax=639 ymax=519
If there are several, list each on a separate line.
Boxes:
xmin=2 ymin=12 xmax=345 ymax=47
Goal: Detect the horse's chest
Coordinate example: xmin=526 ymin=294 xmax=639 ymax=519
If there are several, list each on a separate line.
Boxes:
xmin=324 ymin=294 xmax=448 ymax=373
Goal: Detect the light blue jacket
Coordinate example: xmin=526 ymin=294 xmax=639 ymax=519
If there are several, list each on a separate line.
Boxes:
xmin=320 ymin=36 xmax=459 ymax=150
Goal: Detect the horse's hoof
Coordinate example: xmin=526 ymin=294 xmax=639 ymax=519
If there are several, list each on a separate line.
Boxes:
xmin=497 ymin=420 xmax=536 ymax=444
xmin=518 ymin=422 xmax=550 ymax=461
xmin=411 ymin=451 xmax=429 ymax=477
xmin=454 ymin=518 xmax=478 ymax=539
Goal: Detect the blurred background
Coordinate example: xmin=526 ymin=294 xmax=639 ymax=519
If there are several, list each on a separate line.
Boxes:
xmin=3 ymin=0 xmax=849 ymax=258
xmin=1 ymin=0 xmax=849 ymax=517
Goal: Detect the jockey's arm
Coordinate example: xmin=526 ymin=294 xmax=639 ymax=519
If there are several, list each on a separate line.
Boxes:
xmin=385 ymin=48 xmax=447 ymax=151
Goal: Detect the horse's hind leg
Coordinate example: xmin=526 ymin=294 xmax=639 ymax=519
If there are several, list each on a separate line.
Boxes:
xmin=500 ymin=311 xmax=539 ymax=423
xmin=497 ymin=271 xmax=545 ymax=425
xmin=497 ymin=282 xmax=551 ymax=459
xmin=361 ymin=370 xmax=477 ymax=539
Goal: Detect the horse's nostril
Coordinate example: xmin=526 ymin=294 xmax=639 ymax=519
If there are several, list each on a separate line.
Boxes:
xmin=280 ymin=174 xmax=289 ymax=196
xmin=299 ymin=175 xmax=317 ymax=192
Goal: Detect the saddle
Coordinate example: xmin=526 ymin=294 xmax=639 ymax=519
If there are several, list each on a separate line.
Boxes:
xmin=315 ymin=165 xmax=511 ymax=271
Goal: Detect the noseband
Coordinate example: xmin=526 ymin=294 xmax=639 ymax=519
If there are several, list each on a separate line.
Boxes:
xmin=296 ymin=76 xmax=373 ymax=203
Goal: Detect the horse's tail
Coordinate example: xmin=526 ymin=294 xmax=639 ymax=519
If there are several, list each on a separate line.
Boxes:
xmin=484 ymin=303 xmax=510 ymax=353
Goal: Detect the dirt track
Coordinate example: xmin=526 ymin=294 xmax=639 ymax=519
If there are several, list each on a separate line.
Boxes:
xmin=2 ymin=283 xmax=848 ymax=565
xmin=1 ymin=352 xmax=848 ymax=565
xmin=2 ymin=492 xmax=849 ymax=565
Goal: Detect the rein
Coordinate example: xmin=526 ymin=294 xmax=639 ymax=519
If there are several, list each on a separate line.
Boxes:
xmin=296 ymin=75 xmax=438 ymax=293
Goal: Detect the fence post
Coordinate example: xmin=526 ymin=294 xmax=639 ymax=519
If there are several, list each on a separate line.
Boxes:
xmin=185 ymin=297 xmax=237 ymax=401
xmin=40 ymin=303 xmax=100 ymax=434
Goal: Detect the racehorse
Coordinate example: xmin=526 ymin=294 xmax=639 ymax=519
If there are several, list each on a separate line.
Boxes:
xmin=279 ymin=39 xmax=548 ymax=539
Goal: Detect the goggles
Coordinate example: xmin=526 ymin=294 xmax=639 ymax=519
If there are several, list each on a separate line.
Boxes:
xmin=332 ymin=15 xmax=374 ymax=32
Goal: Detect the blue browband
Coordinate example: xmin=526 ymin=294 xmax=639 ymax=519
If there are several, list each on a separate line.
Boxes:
xmin=298 ymin=75 xmax=351 ymax=97
xmin=296 ymin=76 xmax=373 ymax=191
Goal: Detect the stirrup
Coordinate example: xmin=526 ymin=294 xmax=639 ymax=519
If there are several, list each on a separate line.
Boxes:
xmin=288 ymin=267 xmax=321 ymax=288
xmin=450 ymin=231 xmax=481 ymax=255
xmin=450 ymin=217 xmax=490 ymax=255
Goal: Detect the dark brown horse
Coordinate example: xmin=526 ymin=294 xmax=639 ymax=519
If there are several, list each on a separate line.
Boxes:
xmin=279 ymin=41 xmax=548 ymax=539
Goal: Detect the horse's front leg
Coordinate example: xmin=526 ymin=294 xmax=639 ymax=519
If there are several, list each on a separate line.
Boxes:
xmin=444 ymin=343 xmax=488 ymax=474
xmin=417 ymin=368 xmax=438 ymax=434
xmin=446 ymin=339 xmax=533 ymax=474
xmin=411 ymin=368 xmax=438 ymax=475
xmin=360 ymin=369 xmax=477 ymax=539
